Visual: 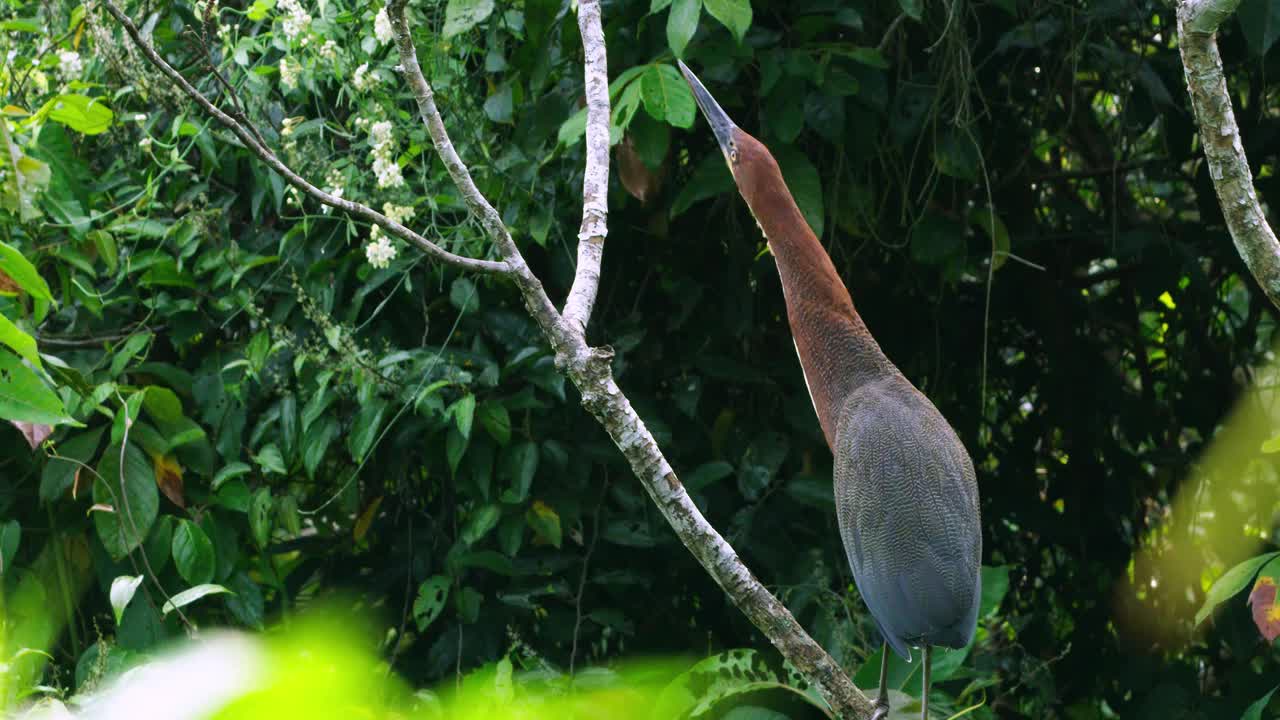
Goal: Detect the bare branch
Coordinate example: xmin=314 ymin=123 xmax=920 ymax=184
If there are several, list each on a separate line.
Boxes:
xmin=562 ymin=0 xmax=611 ymax=333
xmin=97 ymin=0 xmax=509 ymax=277
xmin=1177 ymin=0 xmax=1280 ymax=309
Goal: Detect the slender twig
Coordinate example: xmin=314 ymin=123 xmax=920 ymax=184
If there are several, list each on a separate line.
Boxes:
xmin=569 ymin=474 xmax=608 ymax=678
xmin=97 ymin=0 xmax=509 ymax=276
xmin=561 ymin=0 xmax=611 ymax=332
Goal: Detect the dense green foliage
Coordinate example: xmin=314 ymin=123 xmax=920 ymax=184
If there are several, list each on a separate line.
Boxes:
xmin=3 ymin=0 xmax=1280 ymax=717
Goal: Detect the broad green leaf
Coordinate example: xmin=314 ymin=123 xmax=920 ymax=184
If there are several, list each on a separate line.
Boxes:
xmin=703 ymin=0 xmax=751 ymax=43
xmin=899 ymin=0 xmax=923 ymax=20
xmin=641 ymin=64 xmax=697 ymax=129
xmin=980 ymin=565 xmax=1011 ymax=618
xmin=250 ymin=487 xmax=273 ymax=549
xmin=253 ymin=443 xmax=287 ymax=475
xmin=93 ymin=444 xmax=159 ymax=561
xmin=46 ymin=94 xmax=114 ymax=135
xmin=0 ymin=312 xmax=40 ymax=368
xmin=774 ymin=147 xmax=824 ymax=239
xmin=1243 ymin=686 xmax=1279 ymax=720
xmin=142 ymin=386 xmax=184 ymax=425
xmin=909 ymin=213 xmax=964 ymax=266
xmin=109 ymin=575 xmax=145 ymax=625
xmin=451 ymin=394 xmax=476 ymax=441
xmin=461 ymin=504 xmax=501 ymax=545
xmin=671 ymin=151 xmax=734 ymax=217
xmin=0 ymin=240 xmax=53 ymax=300
xmin=347 ymin=399 xmax=387 ymax=462
xmin=212 ymin=461 xmax=252 ymax=491
xmin=171 ymin=519 xmax=215 ymax=586
xmin=478 ymin=402 xmax=511 ymax=446
xmin=526 ymin=500 xmax=562 ymax=548
xmin=969 ymin=207 xmax=1011 ymax=271
xmin=40 ymin=427 xmax=104 ymax=502
xmin=0 ymin=519 xmax=19 ymax=575
xmin=499 ymin=441 xmax=539 ymax=503
xmin=161 ymin=584 xmax=232 ymax=615
xmin=303 ymin=416 xmax=338 ymax=478
xmin=0 ymin=350 xmax=68 ymax=425
xmin=1196 ymin=551 xmax=1280 ymax=625
xmin=443 ymin=0 xmax=495 ymax=38
xmin=413 ymin=576 xmax=451 ymax=631
xmin=667 ymin=0 xmax=701 ymax=58
xmin=225 ymin=572 xmax=265 ymax=630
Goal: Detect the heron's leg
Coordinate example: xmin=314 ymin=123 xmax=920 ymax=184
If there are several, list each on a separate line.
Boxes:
xmin=870 ymin=642 xmax=890 ymax=720
xmin=920 ymin=645 xmax=933 ymax=719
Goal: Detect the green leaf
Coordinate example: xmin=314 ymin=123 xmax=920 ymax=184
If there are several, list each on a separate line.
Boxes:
xmin=413 ymin=576 xmax=451 ymax=631
xmin=641 ymin=64 xmax=697 ymax=129
xmin=171 ymin=519 xmax=216 ymax=586
xmin=461 ymin=504 xmax=501 ymax=545
xmin=909 ymin=213 xmax=964 ymax=266
xmin=477 ymin=402 xmax=511 ymax=446
xmin=93 ymin=444 xmax=159 ymax=561
xmin=1196 ymin=552 xmax=1280 ymax=625
xmin=499 ymin=441 xmax=539 ymax=503
xmin=0 ymin=519 xmax=19 ymax=575
xmin=969 ymin=207 xmax=1011 ymax=272
xmin=40 ymin=427 xmax=104 ymax=502
xmin=0 ymin=240 xmax=53 ymax=300
xmin=685 ymin=460 xmax=734 ymax=492
xmin=667 ymin=0 xmax=701 ymax=58
xmin=443 ymin=0 xmax=495 ymax=38
xmin=526 ymin=500 xmax=562 ymax=548
xmin=303 ymin=417 xmax=338 ymax=478
xmin=46 ymin=94 xmax=114 ymax=135
xmin=109 ymin=575 xmax=144 ymax=625
xmin=979 ymin=565 xmax=1011 ymax=618
xmin=1243 ymin=686 xmax=1279 ymax=720
xmin=141 ymin=386 xmax=183 ymax=426
xmin=671 ymin=151 xmax=734 ymax=217
xmin=161 ymin=584 xmax=232 ymax=615
xmin=703 ymin=0 xmax=752 ymax=43
xmin=1238 ymin=0 xmax=1280 ymax=56
xmin=451 ymin=394 xmax=476 ymax=441
xmin=774 ymin=147 xmax=824 ymax=239
xmin=898 ymin=0 xmax=923 ymax=20
xmin=249 ymin=488 xmax=273 ymax=549
xmin=212 ymin=462 xmax=252 ymax=491
xmin=347 ymin=399 xmax=387 ymax=462
xmin=253 ymin=443 xmax=287 ymax=475
xmin=0 ymin=312 xmax=40 ymax=369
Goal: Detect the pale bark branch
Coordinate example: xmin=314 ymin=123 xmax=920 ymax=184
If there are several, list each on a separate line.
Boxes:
xmin=109 ymin=2 xmax=877 ymax=716
xmin=1177 ymin=0 xmax=1280 ymax=309
xmin=561 ymin=0 xmax=611 ymax=333
xmin=97 ymin=0 xmax=509 ymax=277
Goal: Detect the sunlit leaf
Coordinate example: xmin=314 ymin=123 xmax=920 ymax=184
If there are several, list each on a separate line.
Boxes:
xmin=161 ymin=583 xmax=232 ymax=614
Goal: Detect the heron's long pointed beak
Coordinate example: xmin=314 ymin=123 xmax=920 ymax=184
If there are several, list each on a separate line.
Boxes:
xmin=677 ymin=60 xmax=736 ymax=155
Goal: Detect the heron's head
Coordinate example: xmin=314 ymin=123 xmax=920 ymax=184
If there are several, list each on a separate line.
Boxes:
xmin=677 ymin=61 xmax=788 ymax=229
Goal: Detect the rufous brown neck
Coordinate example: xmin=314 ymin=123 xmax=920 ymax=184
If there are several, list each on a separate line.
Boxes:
xmin=732 ymin=132 xmax=895 ymax=448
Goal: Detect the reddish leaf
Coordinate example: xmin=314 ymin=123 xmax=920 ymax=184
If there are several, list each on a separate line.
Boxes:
xmin=0 ymin=269 xmax=18 ymax=294
xmin=9 ymin=421 xmax=52 ymax=450
xmin=617 ymin=136 xmax=662 ymax=205
xmin=1250 ymin=576 xmax=1280 ymax=643
xmin=153 ymin=453 xmax=185 ymax=508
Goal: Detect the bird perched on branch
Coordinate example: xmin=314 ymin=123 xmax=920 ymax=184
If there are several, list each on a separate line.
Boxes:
xmin=677 ymin=61 xmax=982 ymax=720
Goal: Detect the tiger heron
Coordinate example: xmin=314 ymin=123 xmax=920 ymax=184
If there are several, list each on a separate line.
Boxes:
xmin=677 ymin=61 xmax=982 ymax=720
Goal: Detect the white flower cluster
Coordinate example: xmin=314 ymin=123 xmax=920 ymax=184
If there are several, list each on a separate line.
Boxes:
xmin=368 ymin=120 xmax=404 ymax=189
xmin=374 ymin=7 xmax=395 ymax=44
xmin=352 ymin=63 xmax=377 ymax=92
xmin=370 ymin=202 xmax=415 ymax=240
xmin=280 ymin=56 xmax=301 ymax=90
xmin=57 ymin=50 xmax=82 ymax=83
xmin=322 ymin=167 xmax=344 ymax=213
xmin=278 ymin=0 xmax=312 ymax=40
xmin=318 ymin=39 xmax=338 ymax=61
xmin=365 ymin=236 xmax=396 ymax=269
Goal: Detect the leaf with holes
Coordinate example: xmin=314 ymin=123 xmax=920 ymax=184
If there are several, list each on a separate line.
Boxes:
xmin=413 ymin=576 xmax=451 ymax=632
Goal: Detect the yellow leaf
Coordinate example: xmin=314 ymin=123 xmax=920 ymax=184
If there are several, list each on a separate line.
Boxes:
xmin=153 ymin=453 xmax=185 ymax=508
xmin=353 ymin=496 xmax=383 ymax=542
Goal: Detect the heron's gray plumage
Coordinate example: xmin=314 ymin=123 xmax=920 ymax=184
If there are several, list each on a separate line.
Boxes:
xmin=833 ymin=375 xmax=982 ymax=660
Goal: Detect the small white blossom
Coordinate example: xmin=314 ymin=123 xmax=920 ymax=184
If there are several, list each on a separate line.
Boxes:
xmin=278 ymin=0 xmax=312 ymax=39
xmin=372 ymin=155 xmax=404 ymax=189
xmin=281 ymin=116 xmax=304 ymax=137
xmin=279 ymin=57 xmax=301 ymax=90
xmin=352 ymin=63 xmax=377 ymax=91
xmin=132 ymin=113 xmax=148 ymax=123
xmin=139 ymin=137 xmax=153 ymax=149
xmin=383 ymin=202 xmax=415 ymax=224
xmin=365 ymin=235 xmax=397 ymax=268
xmin=57 ymin=50 xmax=82 ymax=82
xmin=318 ymin=39 xmax=338 ymax=61
xmin=374 ymin=7 xmax=395 ymax=44
xmin=369 ymin=120 xmax=393 ymax=148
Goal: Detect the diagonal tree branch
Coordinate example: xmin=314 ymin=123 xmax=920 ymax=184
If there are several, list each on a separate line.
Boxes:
xmin=109 ymin=1 xmax=877 ymax=716
xmin=97 ymin=0 xmax=509 ymax=277
xmin=561 ymin=0 xmax=611 ymax=333
xmin=1177 ymin=0 xmax=1280 ymax=309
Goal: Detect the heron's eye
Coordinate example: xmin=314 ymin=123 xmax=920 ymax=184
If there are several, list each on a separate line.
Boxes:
xmin=729 ymin=145 xmax=739 ymax=163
